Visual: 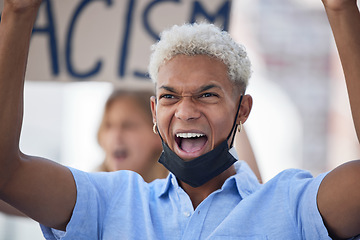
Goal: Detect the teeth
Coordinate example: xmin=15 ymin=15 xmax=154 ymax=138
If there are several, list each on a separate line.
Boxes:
xmin=176 ymin=133 xmax=205 ymax=138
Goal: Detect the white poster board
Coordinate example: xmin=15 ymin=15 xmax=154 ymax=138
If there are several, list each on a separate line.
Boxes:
xmin=6 ymin=0 xmax=233 ymax=83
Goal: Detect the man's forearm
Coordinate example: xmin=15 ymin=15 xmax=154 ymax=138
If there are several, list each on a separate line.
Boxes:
xmin=324 ymin=2 xmax=360 ymax=142
xmin=317 ymin=1 xmax=360 ymax=238
xmin=0 ymin=2 xmax=41 ymax=188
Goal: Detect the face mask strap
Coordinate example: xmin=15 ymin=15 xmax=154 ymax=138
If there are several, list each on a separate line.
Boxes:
xmin=153 ymin=97 xmax=166 ymax=144
xmin=155 ymin=123 xmax=165 ymax=143
xmin=227 ymin=95 xmax=243 ymax=149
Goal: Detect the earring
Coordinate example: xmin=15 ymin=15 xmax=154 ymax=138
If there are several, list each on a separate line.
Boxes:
xmin=237 ymin=121 xmax=243 ymax=133
xmin=153 ymin=123 xmax=158 ymax=134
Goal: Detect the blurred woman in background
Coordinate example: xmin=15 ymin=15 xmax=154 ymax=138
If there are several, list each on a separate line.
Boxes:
xmin=96 ymin=89 xmax=168 ymax=182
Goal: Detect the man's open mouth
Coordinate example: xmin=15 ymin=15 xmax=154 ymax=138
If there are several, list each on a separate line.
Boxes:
xmin=175 ymin=133 xmax=208 ymax=153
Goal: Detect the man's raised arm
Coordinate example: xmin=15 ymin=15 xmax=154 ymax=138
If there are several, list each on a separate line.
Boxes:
xmin=324 ymin=0 xmax=360 ymax=141
xmin=0 ymin=0 xmax=76 ymax=231
xmin=317 ymin=0 xmax=360 ymax=239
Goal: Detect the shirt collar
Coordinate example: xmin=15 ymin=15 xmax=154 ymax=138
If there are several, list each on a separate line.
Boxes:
xmin=224 ymin=147 xmax=261 ymax=197
xmin=158 ymin=173 xmax=177 ymax=198
xmin=231 ymin=161 xmax=261 ymax=198
xmin=157 ymin=148 xmax=261 ymax=198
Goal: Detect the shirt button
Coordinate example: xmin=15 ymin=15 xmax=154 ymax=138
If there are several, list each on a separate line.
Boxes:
xmin=171 ymin=178 xmax=176 ymax=186
xmin=183 ymin=212 xmax=191 ymax=217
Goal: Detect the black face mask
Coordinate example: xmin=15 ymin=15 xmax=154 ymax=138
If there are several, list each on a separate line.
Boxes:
xmin=157 ymin=95 xmax=243 ymax=188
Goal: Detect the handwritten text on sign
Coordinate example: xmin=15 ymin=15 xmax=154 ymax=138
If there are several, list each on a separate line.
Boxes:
xmin=11 ymin=0 xmax=231 ymax=82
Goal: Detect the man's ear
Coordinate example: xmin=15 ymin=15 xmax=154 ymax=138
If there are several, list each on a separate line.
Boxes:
xmin=238 ymin=94 xmax=252 ymax=124
xmin=150 ymin=96 xmax=157 ymax=124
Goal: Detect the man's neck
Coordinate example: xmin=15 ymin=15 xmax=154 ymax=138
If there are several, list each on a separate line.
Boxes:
xmin=179 ymin=165 xmax=237 ymax=209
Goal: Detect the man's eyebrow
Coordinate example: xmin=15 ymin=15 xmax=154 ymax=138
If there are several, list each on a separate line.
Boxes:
xmin=159 ymin=85 xmax=177 ymax=93
xmin=197 ymin=84 xmax=221 ymax=93
xmin=158 ymin=84 xmax=221 ymax=94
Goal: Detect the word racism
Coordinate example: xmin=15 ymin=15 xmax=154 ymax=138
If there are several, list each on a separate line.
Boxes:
xmin=0 ymin=0 xmax=231 ymax=82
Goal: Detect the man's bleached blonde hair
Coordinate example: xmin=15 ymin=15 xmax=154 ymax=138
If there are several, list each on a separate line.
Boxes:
xmin=148 ymin=22 xmax=252 ymax=92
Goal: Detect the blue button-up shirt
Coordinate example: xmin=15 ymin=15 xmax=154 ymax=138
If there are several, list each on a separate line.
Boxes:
xmin=41 ymin=160 xmax=330 ymax=239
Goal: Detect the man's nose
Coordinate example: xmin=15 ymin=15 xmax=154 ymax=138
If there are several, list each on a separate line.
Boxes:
xmin=174 ymin=97 xmax=201 ymax=121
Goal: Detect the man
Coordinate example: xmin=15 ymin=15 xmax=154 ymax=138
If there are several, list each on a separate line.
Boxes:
xmin=0 ymin=0 xmax=359 ymax=239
